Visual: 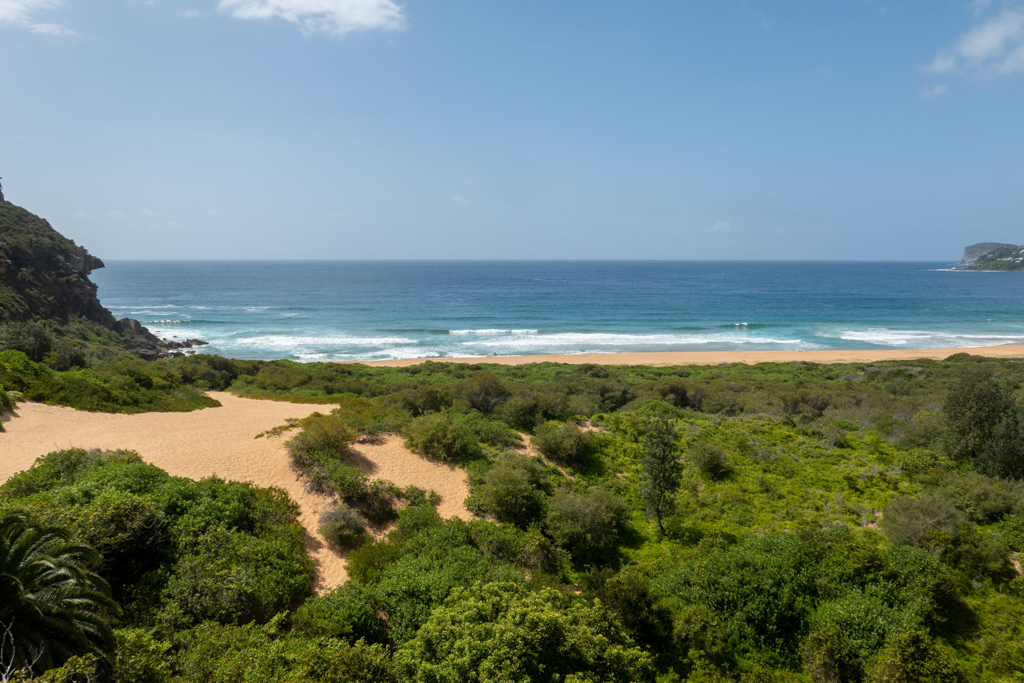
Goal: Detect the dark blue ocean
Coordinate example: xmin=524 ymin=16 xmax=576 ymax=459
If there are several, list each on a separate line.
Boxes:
xmin=89 ymin=261 xmax=1024 ymax=362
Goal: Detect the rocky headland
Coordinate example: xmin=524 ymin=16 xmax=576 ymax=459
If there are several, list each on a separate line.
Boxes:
xmin=959 ymin=242 xmax=1024 ymax=271
xmin=0 ymin=198 xmax=207 ymax=359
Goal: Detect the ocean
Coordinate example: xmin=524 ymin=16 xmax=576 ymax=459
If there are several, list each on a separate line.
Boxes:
xmin=89 ymin=261 xmax=1024 ymax=362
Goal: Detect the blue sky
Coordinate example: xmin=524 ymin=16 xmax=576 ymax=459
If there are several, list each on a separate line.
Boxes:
xmin=1 ymin=0 xmax=1022 ymax=260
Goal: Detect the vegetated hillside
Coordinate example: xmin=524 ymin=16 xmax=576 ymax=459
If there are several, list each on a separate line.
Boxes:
xmin=969 ymin=244 xmax=1024 ymax=271
xmin=0 ymin=199 xmax=113 ymax=324
xmin=4 ymin=352 xmax=1024 ymax=682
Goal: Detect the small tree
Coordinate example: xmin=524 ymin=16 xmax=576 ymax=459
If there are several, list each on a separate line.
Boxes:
xmin=640 ymin=414 xmax=683 ymax=536
xmin=944 ymin=368 xmax=1024 ymax=479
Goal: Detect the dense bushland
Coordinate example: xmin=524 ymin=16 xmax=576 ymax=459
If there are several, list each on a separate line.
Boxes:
xmin=6 ymin=352 xmax=1024 ymax=681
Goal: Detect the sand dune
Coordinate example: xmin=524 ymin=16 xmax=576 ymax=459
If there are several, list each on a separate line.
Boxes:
xmin=0 ymin=393 xmax=470 ymax=594
xmin=358 ymin=344 xmax=1024 ymax=368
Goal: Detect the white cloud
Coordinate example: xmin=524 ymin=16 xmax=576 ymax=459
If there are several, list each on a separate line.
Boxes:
xmin=0 ymin=0 xmax=74 ymax=35
xmin=177 ymin=9 xmax=202 ymax=18
xmin=217 ymin=0 xmax=405 ymax=36
xmin=105 ymin=209 xmax=128 ymax=218
xmin=707 ymin=221 xmax=732 ymax=233
xmin=140 ymin=208 xmax=160 ymax=216
xmin=921 ymin=84 xmax=950 ymax=98
xmin=926 ymin=7 xmax=1024 ymax=76
xmin=972 ymin=0 xmax=994 ymax=15
xmin=451 ymin=195 xmax=468 ymax=204
xmin=208 ymin=208 xmax=226 ymax=216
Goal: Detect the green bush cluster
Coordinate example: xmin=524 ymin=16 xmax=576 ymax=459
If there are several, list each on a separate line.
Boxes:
xmin=0 ymin=448 xmax=313 ymax=630
xmin=402 ymin=411 xmax=483 ymax=463
xmin=532 ymin=420 xmax=595 ymax=466
xmin=0 ymin=350 xmax=219 ymax=413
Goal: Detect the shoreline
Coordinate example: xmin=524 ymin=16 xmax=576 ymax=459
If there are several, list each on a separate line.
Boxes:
xmin=354 ymin=344 xmax=1024 ymax=368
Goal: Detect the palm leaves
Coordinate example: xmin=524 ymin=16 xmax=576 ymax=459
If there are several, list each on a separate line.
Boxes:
xmin=0 ymin=512 xmax=120 ymax=678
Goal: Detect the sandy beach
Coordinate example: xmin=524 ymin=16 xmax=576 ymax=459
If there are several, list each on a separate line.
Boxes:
xmin=358 ymin=344 xmax=1024 ymax=368
xmin=0 ymin=392 xmax=470 ymax=594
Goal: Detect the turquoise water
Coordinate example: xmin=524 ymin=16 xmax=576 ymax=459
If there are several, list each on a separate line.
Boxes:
xmin=90 ymin=261 xmax=1024 ymax=362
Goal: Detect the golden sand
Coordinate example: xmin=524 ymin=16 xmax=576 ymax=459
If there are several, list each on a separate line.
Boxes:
xmin=357 ymin=344 xmax=1024 ymax=368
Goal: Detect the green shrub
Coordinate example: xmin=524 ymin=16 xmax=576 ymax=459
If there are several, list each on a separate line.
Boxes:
xmin=545 ymin=487 xmax=628 ymax=563
xmin=468 ymin=452 xmax=547 ymax=527
xmin=329 ymin=396 xmax=412 ymax=434
xmin=0 ymin=321 xmax=54 ymax=362
xmin=892 ymin=448 xmax=954 ymax=475
xmin=403 ymin=411 xmax=482 ymax=463
xmin=690 ymin=442 xmax=732 ymax=480
xmin=159 ymin=525 xmax=313 ymax=627
xmin=111 ymin=629 xmax=173 ymax=683
xmin=1000 ymin=513 xmax=1024 ymax=551
xmin=452 ymin=372 xmax=509 ymax=413
xmin=467 ymin=521 xmax=563 ymax=576
xmin=320 ymin=506 xmax=368 ymax=552
xmin=866 ymin=630 xmax=966 ymax=683
xmin=286 ymin=415 xmax=358 ymax=467
xmin=349 ymin=522 xmax=523 ymax=644
xmin=619 ymin=398 xmax=688 ymax=420
xmin=584 ymin=568 xmax=673 ymax=653
xmin=171 ymin=619 xmax=396 ymax=683
xmin=459 ymin=411 xmax=522 ymax=449
xmin=803 ymin=589 xmax=918 ymax=683
xmin=654 ymin=533 xmax=823 ymax=659
xmin=396 ymin=385 xmax=452 ymax=416
xmin=393 ymin=582 xmax=654 ymax=683
xmin=881 ymin=494 xmax=965 ymax=547
xmin=293 ymin=582 xmax=390 ymax=645
xmin=0 ymin=383 xmax=14 ymax=413
xmin=532 ymin=421 xmax=594 ymax=466
xmin=944 ymin=368 xmax=1024 ymax=479
xmin=361 ymin=479 xmax=399 ymax=525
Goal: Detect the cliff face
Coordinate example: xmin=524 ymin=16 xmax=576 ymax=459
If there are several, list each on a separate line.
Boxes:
xmin=0 ymin=200 xmax=116 ymax=325
xmin=959 ymin=242 xmax=1018 ymax=265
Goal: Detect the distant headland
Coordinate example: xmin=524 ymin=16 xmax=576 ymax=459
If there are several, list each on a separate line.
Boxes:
xmin=958 ymin=242 xmax=1024 ymax=271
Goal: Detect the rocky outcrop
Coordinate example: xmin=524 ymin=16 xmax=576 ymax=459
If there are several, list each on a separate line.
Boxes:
xmin=959 ymin=242 xmax=1018 ymax=266
xmin=0 ymin=201 xmax=115 ymax=324
xmin=0 ymin=200 xmax=207 ymax=361
xmin=117 ymin=317 xmax=208 ymax=361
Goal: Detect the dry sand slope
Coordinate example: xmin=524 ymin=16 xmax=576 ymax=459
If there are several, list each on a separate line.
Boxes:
xmin=0 ymin=392 xmax=471 ymax=594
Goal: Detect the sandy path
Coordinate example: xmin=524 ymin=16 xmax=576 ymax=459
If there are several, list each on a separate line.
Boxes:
xmin=0 ymin=393 xmax=471 ymax=594
xmin=356 ymin=344 xmax=1024 ymax=368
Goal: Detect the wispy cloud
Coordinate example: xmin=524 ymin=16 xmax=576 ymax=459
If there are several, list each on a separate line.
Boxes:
xmin=0 ymin=0 xmax=75 ymax=35
xmin=177 ymin=9 xmax=202 ymax=19
xmin=921 ymin=84 xmax=950 ymax=98
xmin=926 ymin=7 xmax=1024 ymax=76
xmin=972 ymin=0 xmax=994 ymax=15
xmin=451 ymin=195 xmax=468 ymax=204
xmin=707 ymin=221 xmax=732 ymax=233
xmin=208 ymin=208 xmax=226 ymax=216
xmin=217 ymin=0 xmax=406 ymax=36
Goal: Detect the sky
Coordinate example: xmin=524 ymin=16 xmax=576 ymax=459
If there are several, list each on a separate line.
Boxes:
xmin=1 ymin=0 xmax=1023 ymax=260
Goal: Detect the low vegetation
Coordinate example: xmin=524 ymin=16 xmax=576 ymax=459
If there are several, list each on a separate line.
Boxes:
xmin=5 ymin=353 xmax=1024 ymax=680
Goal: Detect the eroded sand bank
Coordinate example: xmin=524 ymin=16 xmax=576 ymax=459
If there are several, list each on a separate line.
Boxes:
xmin=0 ymin=392 xmax=470 ymax=594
